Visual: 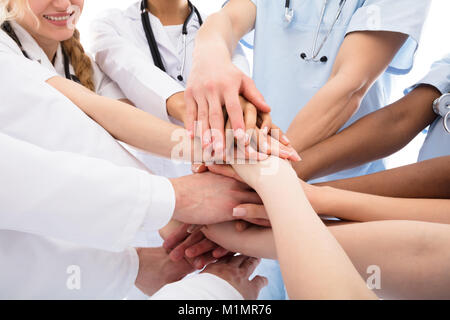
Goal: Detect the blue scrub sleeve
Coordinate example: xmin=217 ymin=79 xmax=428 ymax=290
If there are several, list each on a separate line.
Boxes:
xmin=346 ymin=0 xmax=431 ymax=75
xmin=404 ymin=54 xmax=450 ymax=95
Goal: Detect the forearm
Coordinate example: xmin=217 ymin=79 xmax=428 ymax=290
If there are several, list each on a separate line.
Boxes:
xmin=317 ymin=156 xmax=450 ymax=198
xmin=233 ymin=158 xmax=375 ymax=299
xmin=287 ymin=31 xmax=407 ymax=153
xmin=316 ymin=186 xmax=450 ymax=224
xmin=330 ymin=221 xmax=450 ymax=300
xmin=47 ymin=77 xmax=186 ymax=159
xmin=256 ymin=172 xmax=374 ymax=299
xmin=193 ymin=0 xmax=255 ymax=64
xmin=287 ymin=74 xmax=364 ymax=153
xmin=202 ymin=222 xmax=276 ymax=259
xmin=293 ymin=86 xmax=440 ymax=181
xmin=193 ymin=12 xmax=238 ymax=65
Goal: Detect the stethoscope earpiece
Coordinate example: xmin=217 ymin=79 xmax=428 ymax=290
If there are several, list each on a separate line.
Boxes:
xmin=177 ymin=75 xmax=184 ymax=82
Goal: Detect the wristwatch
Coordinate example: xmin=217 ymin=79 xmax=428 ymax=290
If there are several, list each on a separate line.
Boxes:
xmin=432 ymin=93 xmax=450 ymax=133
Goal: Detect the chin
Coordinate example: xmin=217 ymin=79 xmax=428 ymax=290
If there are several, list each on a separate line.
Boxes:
xmin=41 ymin=28 xmax=75 ymax=42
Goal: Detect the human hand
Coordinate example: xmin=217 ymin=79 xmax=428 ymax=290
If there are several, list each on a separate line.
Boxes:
xmin=234 ymin=96 xmax=300 ymax=161
xmin=134 ymin=247 xmax=194 ymax=297
xmin=185 ymin=57 xmax=270 ymax=152
xmin=163 ymin=223 xmax=230 ymax=269
xmin=201 ymin=255 xmax=268 ymax=300
xmin=201 ymin=222 xmax=276 ymax=259
xmin=170 ymin=172 xmax=262 ymax=225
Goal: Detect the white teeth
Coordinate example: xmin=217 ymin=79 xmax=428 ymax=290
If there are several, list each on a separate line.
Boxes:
xmin=43 ymin=14 xmax=72 ymax=21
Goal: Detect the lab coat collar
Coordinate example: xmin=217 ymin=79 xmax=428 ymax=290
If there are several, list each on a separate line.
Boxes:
xmin=0 ymin=24 xmax=24 ymax=55
xmin=10 ymin=21 xmax=54 ymax=70
xmin=8 ymin=21 xmax=72 ymax=77
xmin=124 ymin=1 xmax=203 ymax=63
xmin=124 ymin=1 xmax=205 ymax=24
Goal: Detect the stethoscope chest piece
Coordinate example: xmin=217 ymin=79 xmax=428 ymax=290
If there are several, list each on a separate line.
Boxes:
xmin=293 ymin=0 xmax=347 ymax=63
xmin=433 ymin=93 xmax=450 ymax=133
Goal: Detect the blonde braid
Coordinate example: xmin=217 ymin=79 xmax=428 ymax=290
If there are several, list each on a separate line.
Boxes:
xmin=62 ymin=29 xmax=95 ymax=92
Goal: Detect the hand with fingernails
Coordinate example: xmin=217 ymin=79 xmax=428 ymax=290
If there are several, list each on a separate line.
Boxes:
xmin=201 ymin=254 xmax=268 ymax=300
xmin=185 ymin=90 xmax=300 ymax=164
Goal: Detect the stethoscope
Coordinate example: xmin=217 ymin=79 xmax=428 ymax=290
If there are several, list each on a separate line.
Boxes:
xmin=285 ymin=0 xmax=347 ymax=63
xmin=140 ymin=0 xmax=203 ymax=82
xmin=433 ymin=93 xmax=450 ymax=133
xmin=1 ymin=21 xmax=80 ymax=83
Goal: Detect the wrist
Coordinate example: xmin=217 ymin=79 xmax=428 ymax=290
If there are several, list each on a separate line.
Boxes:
xmin=134 ymin=248 xmax=144 ymax=289
xmin=232 ymin=157 xmax=297 ymax=197
xmin=169 ymin=177 xmax=187 ymax=222
xmin=166 ymin=91 xmax=186 ymax=122
xmin=312 ymin=186 xmax=337 ymax=214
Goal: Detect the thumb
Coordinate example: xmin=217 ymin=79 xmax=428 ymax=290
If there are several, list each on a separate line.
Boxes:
xmin=233 ymin=203 xmax=268 ymax=220
xmin=240 ymin=75 xmax=271 ymax=113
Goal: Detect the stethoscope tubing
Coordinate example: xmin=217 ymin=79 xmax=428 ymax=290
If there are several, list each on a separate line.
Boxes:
xmin=286 ymin=0 xmax=347 ymax=63
xmin=1 ymin=21 xmax=79 ymax=83
xmin=140 ymin=0 xmax=202 ymax=81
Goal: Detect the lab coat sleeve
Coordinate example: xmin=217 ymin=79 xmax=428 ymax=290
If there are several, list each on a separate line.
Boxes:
xmin=0 ymin=132 xmax=174 ymax=252
xmin=404 ymin=53 xmax=450 ymax=95
xmin=0 ymin=230 xmax=138 ymax=299
xmin=89 ymin=13 xmax=183 ymax=123
xmin=90 ymin=57 xmax=127 ymax=100
xmin=346 ymin=0 xmax=431 ymax=75
xmin=150 ymin=273 xmax=244 ymax=300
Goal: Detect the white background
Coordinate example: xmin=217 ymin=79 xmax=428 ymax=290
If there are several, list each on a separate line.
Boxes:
xmin=78 ymin=0 xmax=450 ymax=169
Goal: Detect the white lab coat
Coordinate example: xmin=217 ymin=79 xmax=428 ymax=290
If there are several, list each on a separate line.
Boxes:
xmin=90 ymin=2 xmax=250 ymax=178
xmin=0 ymin=22 xmax=241 ymax=300
xmin=0 ymin=22 xmax=174 ymax=298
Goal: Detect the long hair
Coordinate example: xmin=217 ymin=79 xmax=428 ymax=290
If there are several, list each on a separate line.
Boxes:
xmin=62 ymin=29 xmax=95 ymax=91
xmin=1 ymin=0 xmax=95 ymax=92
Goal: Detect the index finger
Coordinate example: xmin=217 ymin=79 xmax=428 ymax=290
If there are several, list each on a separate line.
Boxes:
xmin=163 ymin=223 xmax=190 ymax=250
xmin=184 ymin=88 xmax=197 ymax=138
xmin=223 ymin=90 xmax=246 ymax=143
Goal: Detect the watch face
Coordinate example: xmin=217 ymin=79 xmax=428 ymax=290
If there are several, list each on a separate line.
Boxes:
xmin=434 ymin=93 xmax=450 ymax=117
xmin=433 ymin=97 xmax=440 ymax=116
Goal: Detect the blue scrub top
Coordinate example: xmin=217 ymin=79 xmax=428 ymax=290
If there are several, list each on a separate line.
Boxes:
xmin=247 ymin=0 xmax=430 ymax=182
xmin=405 ymin=54 xmax=450 ymax=162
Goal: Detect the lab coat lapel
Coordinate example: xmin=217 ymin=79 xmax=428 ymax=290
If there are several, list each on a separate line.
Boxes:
xmin=10 ymin=21 xmax=54 ymax=71
xmin=147 ymin=13 xmax=179 ymax=61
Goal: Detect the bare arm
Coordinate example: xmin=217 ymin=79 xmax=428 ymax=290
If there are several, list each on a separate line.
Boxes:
xmin=232 ymin=157 xmax=376 ymax=299
xmin=186 ymin=0 xmax=270 ymax=151
xmin=317 ymin=156 xmax=450 ymax=198
xmin=204 ymin=220 xmax=450 ymax=299
xmin=287 ymin=31 xmax=408 ymax=153
xmin=293 ymin=85 xmax=440 ymax=181
xmin=311 ymin=185 xmax=450 ymax=224
xmin=46 ymin=76 xmax=185 ymax=159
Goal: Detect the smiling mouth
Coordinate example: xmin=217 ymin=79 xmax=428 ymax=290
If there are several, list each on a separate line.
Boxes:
xmin=43 ymin=11 xmax=75 ymax=22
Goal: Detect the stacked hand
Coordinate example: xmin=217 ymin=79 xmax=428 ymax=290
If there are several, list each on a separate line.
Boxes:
xmin=158 ymin=85 xmax=303 ymax=299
